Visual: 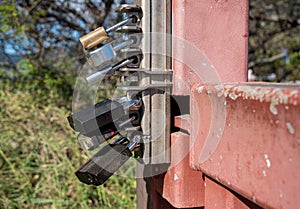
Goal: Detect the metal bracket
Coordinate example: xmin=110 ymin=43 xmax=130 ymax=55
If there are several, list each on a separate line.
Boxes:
xmin=118 ymin=68 xmax=173 ymax=92
xmin=119 ymin=68 xmax=172 ymax=75
xmin=118 ymin=83 xmax=173 ymax=92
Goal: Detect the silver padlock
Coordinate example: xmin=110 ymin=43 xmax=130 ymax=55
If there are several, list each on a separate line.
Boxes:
xmin=87 ymin=39 xmax=134 ymax=68
xmin=87 ymin=32 xmax=143 ymax=68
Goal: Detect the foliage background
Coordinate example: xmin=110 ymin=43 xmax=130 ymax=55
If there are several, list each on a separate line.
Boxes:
xmin=0 ymin=0 xmax=137 ymax=208
xmin=0 ymin=0 xmax=300 ymax=208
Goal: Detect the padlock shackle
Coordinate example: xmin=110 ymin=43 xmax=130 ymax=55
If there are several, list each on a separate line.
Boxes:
xmin=127 ymin=135 xmax=141 ymax=151
xmin=106 ymin=15 xmax=138 ymax=33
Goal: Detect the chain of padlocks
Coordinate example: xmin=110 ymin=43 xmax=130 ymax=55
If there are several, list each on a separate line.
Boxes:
xmin=67 ymin=4 xmax=146 ymax=186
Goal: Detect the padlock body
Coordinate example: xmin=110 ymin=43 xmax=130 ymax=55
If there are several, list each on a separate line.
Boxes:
xmin=79 ymin=26 xmax=109 ymax=50
xmin=68 ymin=99 xmax=125 ymax=137
xmin=75 ymin=143 xmax=132 ymax=185
xmin=87 ymin=44 xmax=117 ymax=68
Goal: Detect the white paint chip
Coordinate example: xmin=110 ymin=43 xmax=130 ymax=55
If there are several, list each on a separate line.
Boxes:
xmin=198 ymin=86 xmax=204 ymax=93
xmin=229 ymin=93 xmax=238 ymax=100
xmin=174 ymin=174 xmax=179 ymax=181
xmin=286 ymin=122 xmax=295 ymax=135
xmin=262 ymin=170 xmax=267 ymax=177
xmin=269 ymin=102 xmax=278 ymax=115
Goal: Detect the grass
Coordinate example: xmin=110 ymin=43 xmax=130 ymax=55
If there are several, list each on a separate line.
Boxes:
xmin=0 ymin=84 xmax=136 ymax=209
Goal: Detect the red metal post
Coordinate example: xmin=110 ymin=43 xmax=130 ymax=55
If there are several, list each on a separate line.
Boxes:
xmin=172 ymin=0 xmax=248 ymax=95
xmin=151 ymin=0 xmax=249 ymax=208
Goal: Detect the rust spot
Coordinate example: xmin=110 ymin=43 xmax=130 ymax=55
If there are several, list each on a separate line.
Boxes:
xmin=227 ymin=143 xmax=231 ymax=152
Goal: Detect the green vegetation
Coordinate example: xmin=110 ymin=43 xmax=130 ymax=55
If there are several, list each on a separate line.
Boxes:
xmin=249 ymin=0 xmax=300 ymax=81
xmin=0 ymin=82 xmax=136 ymax=209
xmin=0 ymin=1 xmax=136 ymax=208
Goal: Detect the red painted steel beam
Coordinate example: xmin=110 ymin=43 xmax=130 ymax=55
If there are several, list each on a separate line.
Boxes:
xmin=172 ymin=0 xmax=248 ymax=95
xmin=153 ymin=131 xmax=205 ymax=208
xmin=190 ymin=83 xmax=300 ymax=209
xmin=174 ymin=115 xmax=191 ymax=133
xmin=204 ymin=177 xmax=251 ymax=209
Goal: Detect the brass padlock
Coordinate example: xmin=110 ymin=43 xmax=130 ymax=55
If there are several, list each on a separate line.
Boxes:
xmin=79 ymin=27 xmax=109 ymax=50
xmin=80 ymin=15 xmax=139 ymax=50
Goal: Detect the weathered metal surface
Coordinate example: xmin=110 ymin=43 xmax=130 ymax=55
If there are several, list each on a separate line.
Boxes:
xmin=174 ymin=115 xmax=191 ymax=133
xmin=204 ymin=177 xmax=251 ymax=209
xmin=135 ymin=0 xmax=152 ymax=208
xmin=150 ymin=0 xmax=172 ymax=164
xmin=136 ymin=0 xmax=171 ymax=208
xmin=191 ymin=83 xmax=300 ymax=209
xmin=172 ymin=0 xmax=248 ymax=95
xmin=160 ymin=132 xmax=204 ymax=208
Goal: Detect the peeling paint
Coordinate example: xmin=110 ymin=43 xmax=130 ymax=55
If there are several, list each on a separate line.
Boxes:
xmin=207 ymin=88 xmax=213 ymax=94
xmin=210 ymin=84 xmax=300 ymax=107
xmin=229 ymin=92 xmax=238 ymax=100
xmin=264 ymin=154 xmax=271 ymax=168
xmin=279 ymin=190 xmax=284 ymax=199
xmin=286 ymin=122 xmax=295 ymax=135
xmin=269 ymin=101 xmax=278 ymax=115
xmin=293 ymin=101 xmax=298 ymax=106
xmin=174 ymin=173 xmax=179 ymax=181
xmin=266 ymin=159 xmax=271 ymax=168
xmin=217 ymin=90 xmax=224 ymax=97
xmin=262 ymin=170 xmax=267 ymax=177
xmin=198 ymin=86 xmax=204 ymax=93
xmin=214 ymin=84 xmax=224 ymax=91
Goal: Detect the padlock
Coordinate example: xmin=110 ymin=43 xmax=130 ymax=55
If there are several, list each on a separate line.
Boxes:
xmin=77 ymin=129 xmax=118 ymax=151
xmin=85 ymin=56 xmax=141 ymax=85
xmin=86 ymin=33 xmax=143 ymax=69
xmin=68 ymin=98 xmax=142 ymax=139
xmin=75 ymin=135 xmax=141 ymax=186
xmin=68 ymin=99 xmax=125 ymax=137
xmin=87 ymin=38 xmax=135 ymax=68
xmin=80 ymin=15 xmax=140 ymax=50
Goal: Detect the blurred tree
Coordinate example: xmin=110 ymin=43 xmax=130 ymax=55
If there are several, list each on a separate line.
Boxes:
xmin=0 ymin=0 xmax=128 ymax=105
xmin=0 ymin=0 xmax=126 ymax=66
xmin=249 ymin=0 xmax=300 ymax=82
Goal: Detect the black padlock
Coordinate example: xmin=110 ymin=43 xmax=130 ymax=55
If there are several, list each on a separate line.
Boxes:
xmin=75 ymin=135 xmax=140 ymax=185
xmin=67 ymin=99 xmax=125 ymax=137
